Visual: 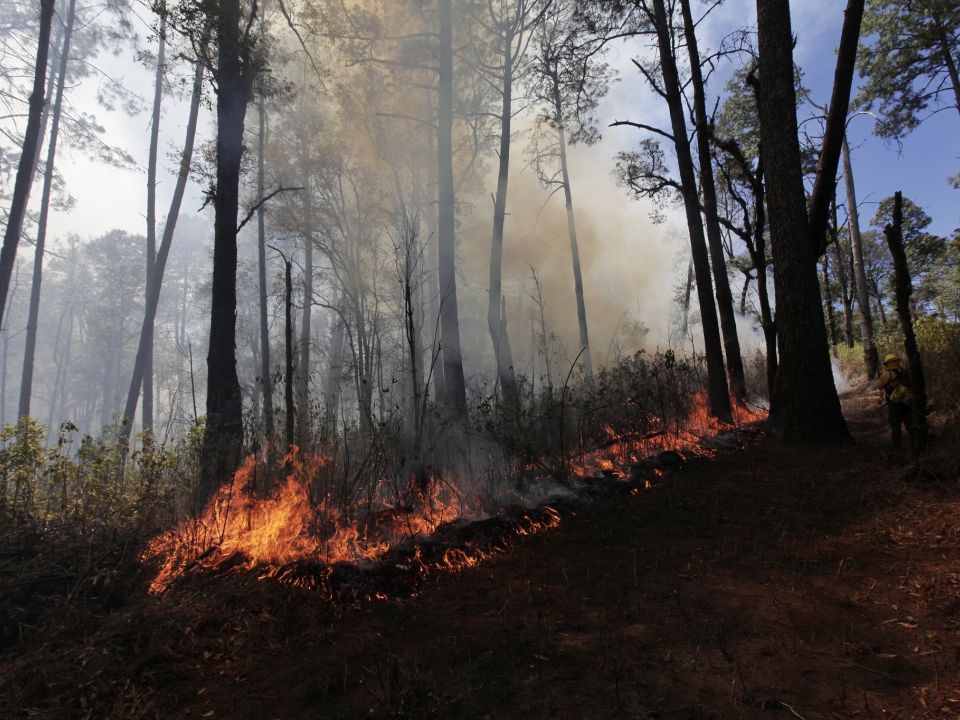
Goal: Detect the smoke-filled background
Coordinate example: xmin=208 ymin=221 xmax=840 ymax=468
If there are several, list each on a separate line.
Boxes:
xmin=1 ymin=0 xmax=956 ymax=438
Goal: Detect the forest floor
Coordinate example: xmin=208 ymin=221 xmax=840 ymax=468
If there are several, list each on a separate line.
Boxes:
xmin=3 ymin=391 xmax=960 ymax=720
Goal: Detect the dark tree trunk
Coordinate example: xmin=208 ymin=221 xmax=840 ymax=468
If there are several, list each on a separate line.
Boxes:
xmin=437 ymin=0 xmax=467 ymax=410
xmin=652 ymin=0 xmax=731 ymax=422
xmin=884 ymin=191 xmax=927 ymax=453
xmin=202 ymin=0 xmax=254 ymax=501
xmin=679 ymin=0 xmax=747 ymax=404
xmin=807 ymin=0 xmax=865 ymax=254
xmin=755 ymin=0 xmax=850 ymax=442
xmin=19 ymin=0 xmax=76 ymax=421
xmin=0 ymin=0 xmax=55 ymax=330
xmin=488 ymin=27 xmax=519 ymax=409
xmin=119 ymin=56 xmax=205 ymax=447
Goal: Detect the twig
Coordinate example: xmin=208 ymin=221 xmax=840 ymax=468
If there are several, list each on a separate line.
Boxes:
xmin=236 ymin=185 xmax=304 ymax=233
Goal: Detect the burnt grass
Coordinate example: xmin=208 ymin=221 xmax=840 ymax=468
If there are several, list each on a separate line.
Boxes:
xmin=2 ymin=393 xmax=960 ymax=719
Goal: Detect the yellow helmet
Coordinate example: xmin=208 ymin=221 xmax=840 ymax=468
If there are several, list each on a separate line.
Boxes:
xmin=884 ymin=353 xmax=899 ymax=365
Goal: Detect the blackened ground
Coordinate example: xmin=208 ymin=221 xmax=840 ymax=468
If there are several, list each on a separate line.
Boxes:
xmin=2 ymin=393 xmax=959 ymax=719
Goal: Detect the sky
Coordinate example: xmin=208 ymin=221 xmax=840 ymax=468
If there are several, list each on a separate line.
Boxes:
xmin=35 ymin=0 xmax=960 ymax=365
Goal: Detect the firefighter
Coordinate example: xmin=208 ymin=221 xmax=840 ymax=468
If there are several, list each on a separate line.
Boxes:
xmin=875 ymin=353 xmax=914 ymax=451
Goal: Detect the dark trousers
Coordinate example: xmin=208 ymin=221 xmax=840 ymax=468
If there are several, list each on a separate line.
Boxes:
xmin=887 ymin=401 xmax=913 ymax=449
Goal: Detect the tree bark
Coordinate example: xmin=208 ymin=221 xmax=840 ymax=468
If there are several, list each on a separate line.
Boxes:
xmin=256 ymin=95 xmax=275 ymax=441
xmin=679 ymin=0 xmax=747 ymax=404
xmin=283 ymin=256 xmax=294 ymax=447
xmin=841 ymin=134 xmax=879 ymax=376
xmin=297 ymin=175 xmax=313 ymax=444
xmin=822 ymin=252 xmax=839 ymax=352
xmin=806 ymin=0 xmax=865 ymax=254
xmin=488 ymin=26 xmax=519 ymax=408
xmin=201 ymin=0 xmax=254 ymax=501
xmin=18 ymin=0 xmax=76 ymax=421
xmin=437 ymin=0 xmax=467 ymax=410
xmin=119 ymin=55 xmax=205 ymax=447
xmin=652 ymin=0 xmax=731 ymax=421
xmin=322 ymin=306 xmax=345 ymax=432
xmin=0 ymin=0 xmax=55 ymax=330
xmin=884 ymin=191 xmax=927 ymax=453
xmin=143 ymin=16 xmax=166 ymax=443
xmin=755 ymin=0 xmax=849 ymax=442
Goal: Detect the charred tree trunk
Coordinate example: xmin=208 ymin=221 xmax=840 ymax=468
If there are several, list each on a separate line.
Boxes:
xmin=0 ymin=0 xmax=55 ymax=329
xmin=884 ymin=191 xmax=927 ymax=453
xmin=201 ymin=0 xmax=255 ymax=500
xmin=143 ymin=16 xmax=166 ymax=443
xmin=18 ymin=0 xmax=76 ymax=421
xmin=679 ymin=0 xmax=747 ymax=404
xmin=488 ymin=26 xmax=519 ymax=409
xmin=437 ymin=0 xmax=467 ymax=410
xmin=652 ymin=0 xmax=731 ymax=422
xmin=256 ymin=95 xmax=275 ymax=442
xmin=755 ymin=0 xmax=852 ymax=442
xmin=841 ymin=134 xmax=879 ymax=376
xmin=119 ymin=56 xmax=205 ymax=447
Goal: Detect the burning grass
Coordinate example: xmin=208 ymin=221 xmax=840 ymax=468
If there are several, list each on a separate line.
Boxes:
xmin=143 ymin=391 xmax=766 ymax=596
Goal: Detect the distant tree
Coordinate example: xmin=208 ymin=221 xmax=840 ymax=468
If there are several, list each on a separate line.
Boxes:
xmin=526 ymin=0 xmax=612 ymax=379
xmin=594 ymin=0 xmax=732 ymax=421
xmin=0 ymin=0 xmax=55 ymax=333
xmin=857 ymin=0 xmax=960 ymax=140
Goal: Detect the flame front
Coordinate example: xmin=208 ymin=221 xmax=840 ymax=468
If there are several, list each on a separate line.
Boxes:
xmin=143 ymin=393 xmax=764 ymax=594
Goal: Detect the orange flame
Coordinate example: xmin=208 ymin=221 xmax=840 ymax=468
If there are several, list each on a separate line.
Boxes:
xmin=143 ymin=393 xmax=764 ymax=594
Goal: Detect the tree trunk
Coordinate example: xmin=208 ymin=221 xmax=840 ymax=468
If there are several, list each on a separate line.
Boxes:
xmin=202 ymin=0 xmax=252 ymax=501
xmin=18 ymin=0 xmax=76 ymax=421
xmin=283 ymin=256 xmax=294 ymax=447
xmin=884 ymin=191 xmax=927 ymax=453
xmin=297 ymin=177 xmax=313 ymax=444
xmin=932 ymin=13 xmax=960 ymax=122
xmin=119 ymin=56 xmax=204 ymax=447
xmin=437 ymin=0 xmax=467 ymax=410
xmin=831 ymin=202 xmax=855 ymax=348
xmin=652 ymin=0 xmax=731 ymax=422
xmin=806 ymin=0 xmax=865 ymax=254
xmin=143 ymin=16 xmax=167 ymax=443
xmin=424 ymin=91 xmax=444 ymax=402
xmin=821 ymin=252 xmax=839 ymax=352
xmin=755 ymin=0 xmax=850 ymax=442
xmin=841 ymin=135 xmax=879 ymax=376
xmin=488 ymin=28 xmax=519 ymax=408
xmin=679 ymin=0 xmax=747 ymax=404
xmin=0 ymin=0 xmax=55 ymax=330
xmin=256 ymin=96 xmax=275 ymax=441
xmin=555 ymin=126 xmax=593 ymax=380
xmin=322 ymin=307 xmax=345 ymax=433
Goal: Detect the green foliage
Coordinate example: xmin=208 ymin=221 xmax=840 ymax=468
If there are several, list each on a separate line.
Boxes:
xmin=0 ymin=421 xmax=200 ymax=534
xmin=857 ymin=0 xmax=960 ymax=139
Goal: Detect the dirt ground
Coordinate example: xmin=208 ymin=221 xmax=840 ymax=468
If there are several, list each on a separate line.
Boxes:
xmin=3 ymin=393 xmax=960 ymax=719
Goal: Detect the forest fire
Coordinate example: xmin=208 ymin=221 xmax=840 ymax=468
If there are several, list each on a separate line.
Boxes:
xmin=142 ymin=393 xmax=764 ymax=596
